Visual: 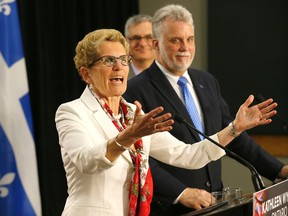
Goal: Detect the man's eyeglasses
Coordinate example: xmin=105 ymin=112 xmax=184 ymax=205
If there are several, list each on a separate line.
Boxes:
xmin=128 ymin=35 xmax=153 ymax=44
xmin=89 ymin=55 xmax=133 ymax=67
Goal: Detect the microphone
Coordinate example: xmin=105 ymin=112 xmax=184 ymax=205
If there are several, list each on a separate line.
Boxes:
xmin=255 ymin=94 xmax=288 ymax=130
xmin=174 ymin=115 xmax=266 ymax=192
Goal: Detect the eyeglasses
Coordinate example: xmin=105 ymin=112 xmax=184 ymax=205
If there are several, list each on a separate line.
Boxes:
xmin=90 ymin=55 xmax=133 ymax=67
xmin=128 ymin=35 xmax=153 ymax=44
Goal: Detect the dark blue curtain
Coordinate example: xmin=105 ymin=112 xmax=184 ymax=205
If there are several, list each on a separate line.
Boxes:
xmin=208 ymin=0 xmax=288 ymax=134
xmin=17 ymin=1 xmax=139 ymax=215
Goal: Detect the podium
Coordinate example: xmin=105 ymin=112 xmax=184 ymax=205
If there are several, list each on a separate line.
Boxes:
xmin=182 ymin=179 xmax=288 ymax=216
xmin=182 ymin=194 xmax=253 ymax=216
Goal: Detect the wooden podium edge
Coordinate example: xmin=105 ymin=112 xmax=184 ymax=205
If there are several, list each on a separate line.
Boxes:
xmin=249 ymin=134 xmax=288 ymax=157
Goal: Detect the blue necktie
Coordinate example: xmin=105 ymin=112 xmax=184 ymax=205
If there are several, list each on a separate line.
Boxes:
xmin=178 ymin=76 xmax=204 ymax=140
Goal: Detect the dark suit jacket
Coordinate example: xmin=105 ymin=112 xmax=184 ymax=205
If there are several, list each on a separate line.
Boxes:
xmin=123 ymin=61 xmax=284 ymax=216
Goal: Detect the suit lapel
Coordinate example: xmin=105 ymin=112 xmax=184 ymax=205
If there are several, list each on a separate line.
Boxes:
xmin=189 ymin=69 xmax=216 ymax=136
xmin=147 ymin=63 xmax=187 ymax=114
xmin=188 ymin=70 xmax=222 ymax=182
xmin=188 ymin=69 xmax=209 ymax=139
xmin=147 ymin=63 xmax=202 ymax=141
xmin=128 ymin=64 xmax=135 ymax=79
xmin=80 ymin=86 xmax=132 ymax=163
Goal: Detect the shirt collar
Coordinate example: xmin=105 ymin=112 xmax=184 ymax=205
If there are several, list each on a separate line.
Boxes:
xmin=155 ymin=60 xmax=192 ymax=86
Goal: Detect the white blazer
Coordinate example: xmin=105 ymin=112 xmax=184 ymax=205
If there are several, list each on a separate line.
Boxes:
xmin=55 ymin=86 xmax=225 ymax=216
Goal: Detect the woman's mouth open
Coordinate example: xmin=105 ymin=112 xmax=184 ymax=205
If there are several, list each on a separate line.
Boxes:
xmin=110 ymin=76 xmax=124 ymax=83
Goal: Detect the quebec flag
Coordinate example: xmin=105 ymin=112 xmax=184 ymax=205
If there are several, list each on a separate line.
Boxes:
xmin=0 ymin=0 xmax=42 ymax=215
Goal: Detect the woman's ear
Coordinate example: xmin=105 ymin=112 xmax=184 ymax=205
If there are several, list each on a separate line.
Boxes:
xmin=80 ymin=66 xmax=92 ymax=84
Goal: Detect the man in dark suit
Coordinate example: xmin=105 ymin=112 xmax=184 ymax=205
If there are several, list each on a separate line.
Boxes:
xmin=123 ymin=4 xmax=288 ymax=216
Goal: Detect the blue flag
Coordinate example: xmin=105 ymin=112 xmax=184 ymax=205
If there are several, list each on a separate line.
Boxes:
xmin=0 ymin=0 xmax=42 ymax=215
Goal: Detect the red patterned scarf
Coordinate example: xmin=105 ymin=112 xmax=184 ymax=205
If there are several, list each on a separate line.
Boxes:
xmin=89 ymin=85 xmax=153 ymax=216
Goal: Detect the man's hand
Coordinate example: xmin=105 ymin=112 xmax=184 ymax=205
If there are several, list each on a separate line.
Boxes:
xmin=278 ymin=165 xmax=288 ymax=179
xmin=178 ymin=188 xmax=214 ymax=210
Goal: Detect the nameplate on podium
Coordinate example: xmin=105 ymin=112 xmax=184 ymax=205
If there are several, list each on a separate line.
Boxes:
xmin=253 ymin=179 xmax=288 ymax=216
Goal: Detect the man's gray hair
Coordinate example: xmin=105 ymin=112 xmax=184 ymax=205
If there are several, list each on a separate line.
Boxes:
xmin=153 ymin=4 xmax=194 ymax=39
xmin=124 ymin=14 xmax=153 ymax=37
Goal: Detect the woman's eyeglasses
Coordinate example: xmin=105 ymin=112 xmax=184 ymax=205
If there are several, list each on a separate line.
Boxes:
xmin=89 ymin=55 xmax=133 ymax=67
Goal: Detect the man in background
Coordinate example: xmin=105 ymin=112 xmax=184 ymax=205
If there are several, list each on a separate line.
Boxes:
xmin=124 ymin=4 xmax=288 ymax=216
xmin=124 ymin=14 xmax=154 ymax=79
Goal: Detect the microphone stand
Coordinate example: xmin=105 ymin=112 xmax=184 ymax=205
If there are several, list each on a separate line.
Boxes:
xmin=175 ymin=115 xmax=266 ymax=192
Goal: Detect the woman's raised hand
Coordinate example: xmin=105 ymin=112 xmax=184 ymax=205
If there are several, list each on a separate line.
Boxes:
xmin=128 ymin=100 xmax=174 ymax=139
